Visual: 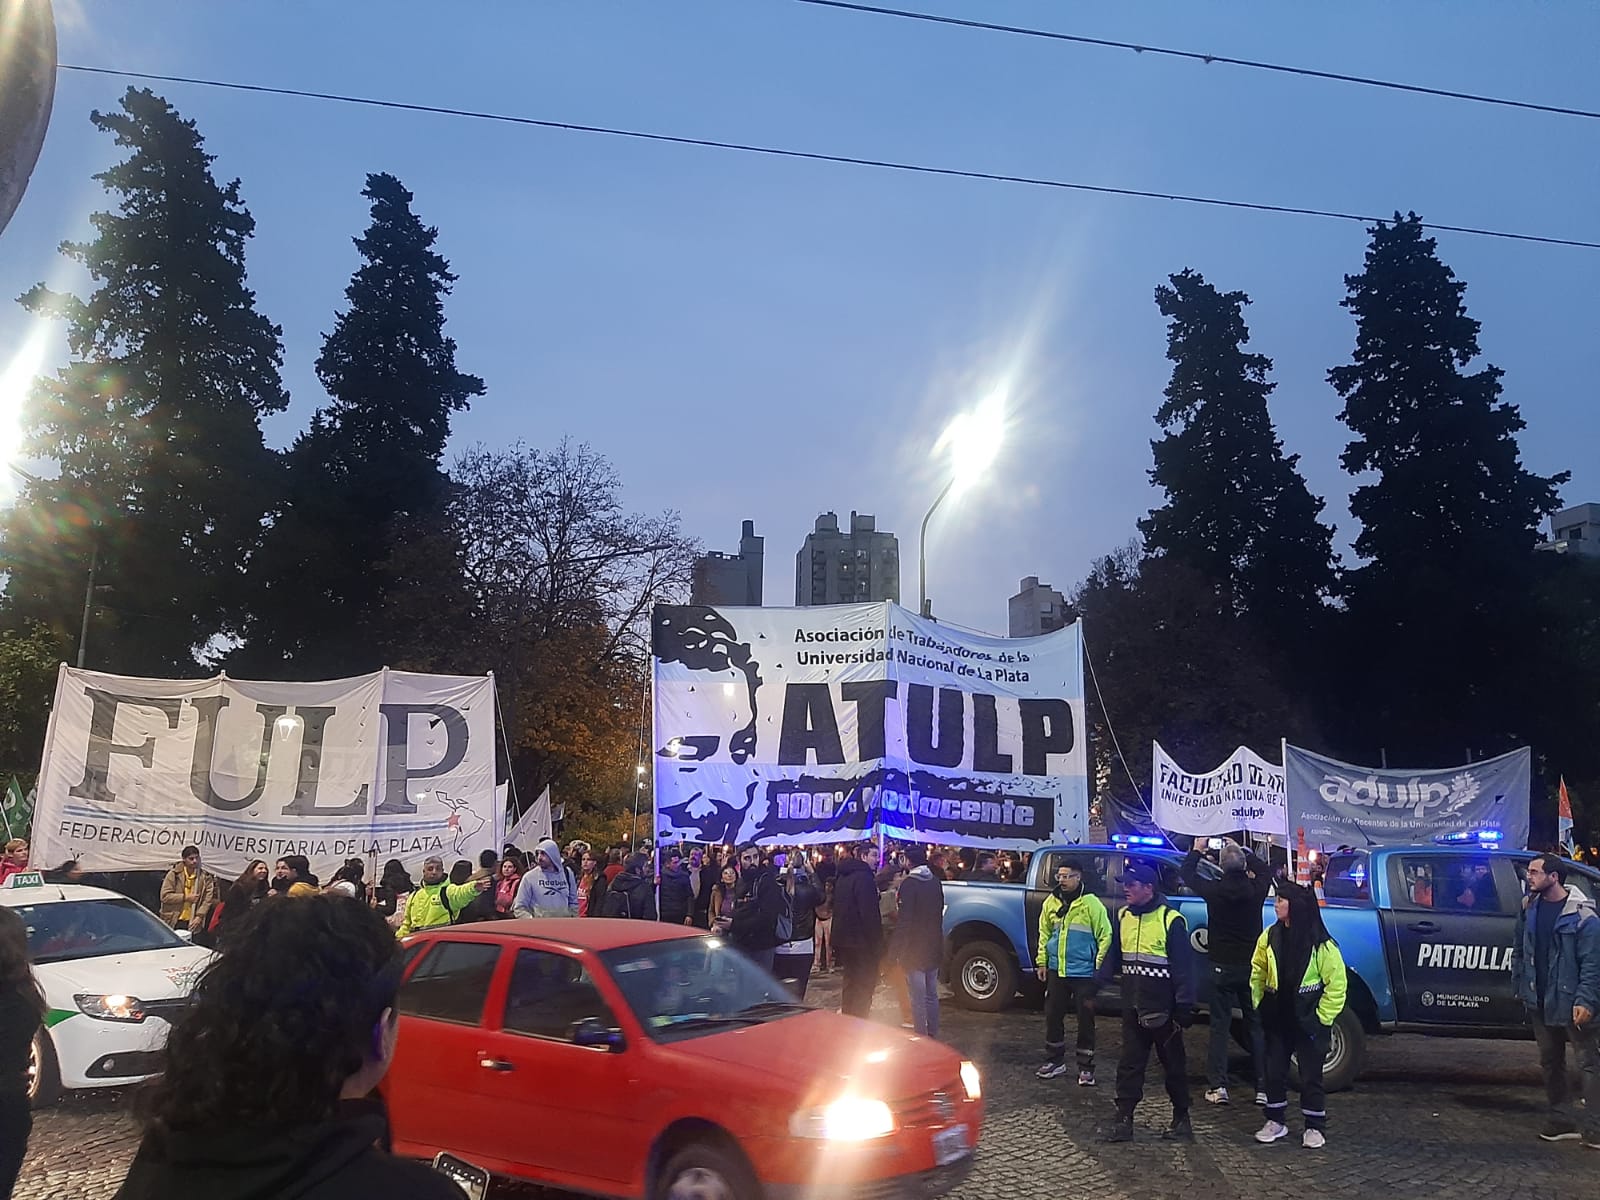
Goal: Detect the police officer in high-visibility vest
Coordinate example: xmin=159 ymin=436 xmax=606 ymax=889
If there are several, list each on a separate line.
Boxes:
xmin=1096 ymin=861 xmax=1198 ymax=1142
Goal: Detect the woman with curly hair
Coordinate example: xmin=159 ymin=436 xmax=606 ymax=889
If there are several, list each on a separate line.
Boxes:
xmin=0 ymin=907 xmax=45 ymax=1198
xmin=112 ymin=895 xmax=462 ymax=1199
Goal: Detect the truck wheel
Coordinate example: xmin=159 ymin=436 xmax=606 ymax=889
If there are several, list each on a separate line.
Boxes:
xmin=1291 ymin=1008 xmax=1365 ymax=1094
xmin=28 ymin=1029 xmax=61 ymax=1109
xmin=950 ymin=940 xmax=1015 ymax=1012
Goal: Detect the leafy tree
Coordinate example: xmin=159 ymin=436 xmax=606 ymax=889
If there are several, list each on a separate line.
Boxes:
xmin=0 ymin=623 xmax=65 ymax=779
xmin=3 ymin=88 xmax=287 ymax=673
xmin=1140 ymin=269 xmax=1337 ymax=637
xmin=235 ymin=172 xmax=482 ymax=677
xmin=1328 ymin=214 xmax=1568 ymax=760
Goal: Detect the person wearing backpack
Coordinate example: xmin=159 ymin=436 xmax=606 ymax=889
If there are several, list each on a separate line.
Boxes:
xmin=729 ymin=843 xmax=785 ymax=973
xmin=395 ymin=857 xmax=488 ymax=938
xmin=773 ymin=849 xmax=823 ymax=998
xmin=601 ymin=854 xmax=658 ymax=919
xmin=513 ymin=840 xmax=579 ymax=918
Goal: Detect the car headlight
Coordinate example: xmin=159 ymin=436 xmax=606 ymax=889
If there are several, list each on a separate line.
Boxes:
xmin=75 ymin=993 xmax=147 ymax=1023
xmin=789 ymin=1096 xmax=896 ymax=1140
xmin=960 ymin=1060 xmax=982 ymax=1100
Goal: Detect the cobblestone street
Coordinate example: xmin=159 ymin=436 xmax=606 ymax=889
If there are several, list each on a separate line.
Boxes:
xmin=17 ymin=974 xmax=1585 ymax=1199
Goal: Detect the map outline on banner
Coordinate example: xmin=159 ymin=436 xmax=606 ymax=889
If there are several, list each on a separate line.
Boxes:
xmin=31 ymin=665 xmax=497 ymax=882
xmin=651 ymin=601 xmax=1087 ymax=850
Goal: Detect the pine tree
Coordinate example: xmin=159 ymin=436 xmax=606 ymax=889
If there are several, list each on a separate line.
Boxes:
xmin=1328 ymin=214 xmax=1568 ymax=759
xmin=1 ymin=89 xmax=287 ymax=674
xmin=1139 ymin=269 xmax=1337 ymax=635
xmin=235 ymin=173 xmax=483 ymax=676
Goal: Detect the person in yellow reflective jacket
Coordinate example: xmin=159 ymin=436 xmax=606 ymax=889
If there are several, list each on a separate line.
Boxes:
xmin=1250 ymin=880 xmax=1348 ymax=1149
xmin=1033 ymin=862 xmax=1111 ymax=1085
xmin=395 ymin=856 xmax=488 ymax=938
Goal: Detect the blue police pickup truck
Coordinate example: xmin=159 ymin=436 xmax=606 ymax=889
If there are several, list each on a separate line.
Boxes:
xmin=940 ymin=840 xmax=1600 ymax=1091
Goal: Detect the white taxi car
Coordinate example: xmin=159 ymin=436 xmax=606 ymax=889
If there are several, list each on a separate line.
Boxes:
xmin=1 ymin=873 xmax=213 ymax=1106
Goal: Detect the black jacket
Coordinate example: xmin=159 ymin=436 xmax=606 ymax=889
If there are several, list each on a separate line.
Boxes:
xmin=1181 ymin=849 xmax=1271 ymax=967
xmin=586 ymin=870 xmax=610 ymax=917
xmin=659 ymin=865 xmax=694 ymax=924
xmin=782 ymin=875 xmax=823 ymax=945
xmin=730 ymin=866 xmax=784 ymax=952
xmin=112 ymin=1100 xmax=461 ymax=1200
xmin=602 ymin=871 xmax=657 ymax=920
xmin=831 ymin=857 xmax=882 ymax=952
xmin=693 ymin=864 xmax=719 ymax=921
xmin=892 ymin=867 xmax=945 ymax=971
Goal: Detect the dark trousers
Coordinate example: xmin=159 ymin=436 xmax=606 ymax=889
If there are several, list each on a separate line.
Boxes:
xmin=1263 ymin=1021 xmax=1327 ymax=1131
xmin=0 ymin=1089 xmax=32 ymax=1200
xmin=838 ymin=943 xmax=880 ymax=1018
xmin=1115 ymin=1011 xmax=1189 ymax=1119
xmin=1532 ymin=1014 xmax=1600 ymax=1133
xmin=1208 ymin=961 xmax=1265 ymax=1090
xmin=1043 ymin=975 xmax=1097 ymax=1069
xmin=773 ymin=952 xmax=814 ymax=1000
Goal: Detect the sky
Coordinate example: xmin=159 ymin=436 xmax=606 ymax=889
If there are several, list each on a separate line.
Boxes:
xmin=1 ymin=0 xmax=1595 ymax=637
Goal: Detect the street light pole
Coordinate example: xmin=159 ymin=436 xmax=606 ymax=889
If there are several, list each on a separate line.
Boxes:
xmin=918 ymin=476 xmax=955 ymax=618
xmin=76 ymin=535 xmax=97 ymax=669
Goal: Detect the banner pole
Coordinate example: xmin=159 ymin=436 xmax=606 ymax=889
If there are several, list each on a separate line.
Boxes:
xmin=492 ymin=676 xmax=521 ymax=832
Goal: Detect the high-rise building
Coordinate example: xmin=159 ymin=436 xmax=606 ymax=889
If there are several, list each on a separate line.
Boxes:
xmin=795 ymin=511 xmax=900 ymax=606
xmin=1538 ymin=503 xmax=1600 ymax=558
xmin=691 ymin=520 xmax=764 ymax=606
xmin=1008 ymin=576 xmax=1068 ymax=638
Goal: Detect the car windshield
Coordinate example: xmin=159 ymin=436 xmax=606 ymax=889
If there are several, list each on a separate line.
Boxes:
xmin=13 ymin=898 xmax=185 ymax=964
xmin=601 ymin=937 xmax=806 ymax=1044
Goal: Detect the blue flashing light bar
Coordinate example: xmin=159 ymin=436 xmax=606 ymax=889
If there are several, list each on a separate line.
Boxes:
xmin=1433 ymin=828 xmax=1503 ymax=846
xmin=1111 ymin=834 xmax=1166 ymax=847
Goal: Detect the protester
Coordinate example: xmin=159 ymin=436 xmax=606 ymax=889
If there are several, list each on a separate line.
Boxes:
xmin=158 ymin=847 xmax=221 ymax=933
xmin=576 ymin=852 xmax=600 ymax=917
xmin=1098 ymin=862 xmax=1197 ymax=1143
xmin=394 ymin=856 xmax=487 ymax=937
xmin=813 ymin=869 xmax=835 ymax=975
xmin=729 ymin=843 xmax=784 ymax=972
xmin=274 ymin=855 xmax=319 ymax=896
xmin=1512 ymin=855 xmax=1599 ymax=1147
xmin=210 ymin=860 xmax=270 ymax=945
xmin=877 ymin=860 xmax=914 ymax=1027
xmin=893 ymin=845 xmax=946 ymax=1038
xmin=1035 ymin=861 xmax=1111 ymax=1084
xmin=0 ymin=840 xmax=28 ymax=886
xmin=659 ymin=848 xmax=695 ymax=926
xmin=602 ymin=853 xmax=658 ymax=920
xmin=969 ymin=852 xmax=1001 ymax=883
xmin=494 ymin=856 xmax=523 ymax=917
xmin=689 ymin=847 xmax=716 ymax=929
xmin=1183 ymin=836 xmax=1272 ymax=1105
xmin=709 ymin=866 xmax=738 ymax=935
xmin=0 ymin=907 xmax=44 ymax=1198
xmin=512 ymin=839 xmax=579 ymax=918
xmin=374 ymin=860 xmax=414 ymax=926
xmin=111 ymin=896 xmax=462 ymax=1200
xmin=773 ymin=849 xmax=823 ymax=998
xmin=832 ymin=845 xmax=884 ymax=1019
xmin=603 ymin=848 xmax=625 ymax=885
xmin=326 ymin=859 xmax=366 ymax=899
xmin=1251 ymin=881 xmax=1348 ymax=1148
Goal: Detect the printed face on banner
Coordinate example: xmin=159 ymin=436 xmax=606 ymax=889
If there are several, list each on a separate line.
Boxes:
xmin=652 ymin=603 xmax=1088 ymax=850
xmin=31 ymin=668 xmax=497 ymax=882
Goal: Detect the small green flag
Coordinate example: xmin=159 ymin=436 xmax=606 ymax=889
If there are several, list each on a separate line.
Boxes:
xmin=2 ymin=778 xmax=31 ymax=840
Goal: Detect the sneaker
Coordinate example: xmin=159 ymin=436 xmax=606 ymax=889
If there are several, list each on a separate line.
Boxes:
xmin=1101 ymin=1119 xmax=1134 ymax=1143
xmin=1036 ymin=1062 xmax=1069 ymax=1080
xmin=1162 ymin=1113 xmax=1194 ymax=1142
xmin=1255 ymin=1091 xmax=1268 ymax=1106
xmin=1204 ymin=1087 xmax=1230 ymax=1105
xmin=1540 ymin=1118 xmax=1581 ymax=1142
xmin=1078 ymin=1069 xmax=1097 ymax=1087
xmin=1303 ymin=1129 xmax=1326 ymax=1149
xmin=1254 ymin=1120 xmax=1289 ymax=1144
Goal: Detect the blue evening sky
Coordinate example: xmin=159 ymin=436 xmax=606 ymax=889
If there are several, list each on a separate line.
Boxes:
xmin=3 ymin=0 xmax=1595 ymax=635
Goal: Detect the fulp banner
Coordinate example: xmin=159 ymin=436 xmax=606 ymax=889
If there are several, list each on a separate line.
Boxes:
xmin=1150 ymin=742 xmax=1287 ymax=838
xmin=32 ymin=666 xmax=497 ymax=882
xmin=1283 ymin=744 xmax=1530 ymax=849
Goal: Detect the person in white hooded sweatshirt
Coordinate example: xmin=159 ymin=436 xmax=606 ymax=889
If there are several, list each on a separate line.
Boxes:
xmin=513 ymin=839 xmax=579 ymax=917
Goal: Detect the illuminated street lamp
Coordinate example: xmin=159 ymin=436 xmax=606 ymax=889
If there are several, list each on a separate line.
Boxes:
xmin=919 ymin=389 xmax=1006 ymax=618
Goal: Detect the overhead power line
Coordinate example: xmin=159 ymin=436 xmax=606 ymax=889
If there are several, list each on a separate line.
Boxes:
xmin=57 ymin=63 xmax=1600 ymax=251
xmin=795 ymin=0 xmax=1600 ymax=121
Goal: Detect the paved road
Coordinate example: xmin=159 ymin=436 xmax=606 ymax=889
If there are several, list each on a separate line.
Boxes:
xmin=16 ymin=974 xmax=1587 ymax=1199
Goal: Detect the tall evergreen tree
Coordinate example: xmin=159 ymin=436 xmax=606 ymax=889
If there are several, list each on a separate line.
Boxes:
xmin=1 ymin=89 xmax=287 ymax=674
xmin=1328 ymin=214 xmax=1567 ymax=759
xmin=1139 ymin=269 xmax=1337 ymax=635
xmin=235 ymin=173 xmax=483 ymax=676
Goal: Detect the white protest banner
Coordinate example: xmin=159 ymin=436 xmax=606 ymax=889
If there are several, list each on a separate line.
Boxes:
xmin=32 ymin=666 xmax=497 ymax=882
xmin=1151 ymin=742 xmax=1287 ymax=838
xmin=651 ymin=601 xmax=1087 ymax=850
xmin=506 ymin=785 xmax=553 ymax=849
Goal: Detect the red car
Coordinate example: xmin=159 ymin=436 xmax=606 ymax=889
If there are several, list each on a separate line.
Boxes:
xmin=384 ymin=920 xmax=983 ymax=1199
